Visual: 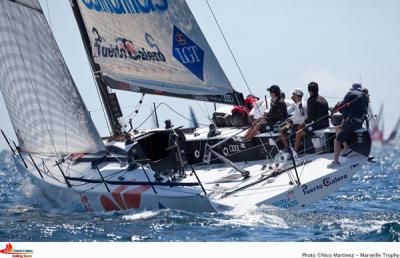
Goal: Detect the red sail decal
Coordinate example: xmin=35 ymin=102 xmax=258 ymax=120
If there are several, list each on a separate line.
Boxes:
xmin=112 ymin=185 xmax=129 ymax=210
xmin=100 ymin=195 xmax=121 ymax=211
xmin=122 ymin=186 xmax=151 ymax=209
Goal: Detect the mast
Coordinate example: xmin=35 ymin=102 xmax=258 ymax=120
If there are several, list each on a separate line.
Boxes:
xmin=70 ymin=0 xmax=122 ymax=136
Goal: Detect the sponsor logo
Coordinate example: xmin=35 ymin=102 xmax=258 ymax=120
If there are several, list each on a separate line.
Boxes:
xmin=81 ymin=0 xmax=168 ymax=15
xmin=229 ymin=145 xmax=241 ymax=153
xmin=222 ymin=95 xmax=234 ymax=103
xmin=0 ymin=243 xmax=33 ymax=257
xmin=192 ymin=94 xmax=236 ymax=104
xmin=128 ymin=84 xmax=141 ymax=93
xmin=193 ymin=95 xmax=209 ymax=102
xmin=272 ymin=190 xmax=299 ymax=209
xmin=322 ymin=175 xmax=348 ymax=187
xmin=92 ymin=28 xmax=166 ymax=63
xmin=302 ymin=174 xmax=348 ymax=196
xmin=173 ymin=26 xmax=204 ymax=81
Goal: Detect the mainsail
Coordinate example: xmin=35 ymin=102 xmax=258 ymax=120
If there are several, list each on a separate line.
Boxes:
xmin=73 ymin=0 xmax=241 ymax=105
xmin=0 ymin=0 xmax=105 ymax=155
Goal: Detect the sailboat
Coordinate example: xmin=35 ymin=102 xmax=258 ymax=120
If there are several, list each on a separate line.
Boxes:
xmin=385 ymin=116 xmax=400 ymax=145
xmin=370 ymin=104 xmax=399 ymax=146
xmin=371 ymin=104 xmax=385 ymax=146
xmin=0 ymin=0 xmax=372 ymax=212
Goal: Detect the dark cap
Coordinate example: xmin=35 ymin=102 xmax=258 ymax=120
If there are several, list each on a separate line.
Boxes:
xmin=267 ymin=85 xmax=281 ymax=93
xmin=308 ymin=82 xmax=319 ymax=93
xmin=351 ymin=83 xmax=363 ymax=91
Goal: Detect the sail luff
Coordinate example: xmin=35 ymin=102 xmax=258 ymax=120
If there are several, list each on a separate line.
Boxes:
xmin=0 ymin=0 xmax=105 ymax=154
xmin=1 ymin=0 xmax=61 ymax=156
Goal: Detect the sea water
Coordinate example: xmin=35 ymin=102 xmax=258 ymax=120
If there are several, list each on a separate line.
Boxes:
xmin=0 ymin=145 xmax=399 ymax=242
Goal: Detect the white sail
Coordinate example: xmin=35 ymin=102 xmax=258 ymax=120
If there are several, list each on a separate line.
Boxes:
xmin=75 ymin=0 xmax=238 ymax=104
xmin=0 ymin=0 xmax=105 ymax=155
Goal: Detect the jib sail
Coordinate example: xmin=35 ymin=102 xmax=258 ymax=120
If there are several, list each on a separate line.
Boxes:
xmin=0 ymin=0 xmax=105 ymax=155
xmin=73 ymin=0 xmax=241 ymax=105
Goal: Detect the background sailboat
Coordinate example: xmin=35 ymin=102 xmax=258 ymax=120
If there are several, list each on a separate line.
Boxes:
xmin=385 ymin=116 xmax=400 ymax=145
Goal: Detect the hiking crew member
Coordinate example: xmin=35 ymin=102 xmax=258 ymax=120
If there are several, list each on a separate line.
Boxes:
xmin=244 ymin=85 xmax=287 ymax=141
xmin=280 ymin=88 xmax=307 ymax=150
xmin=294 ymin=82 xmax=330 ymax=152
xmin=231 ymin=95 xmax=259 ymax=127
xmin=328 ymin=83 xmax=369 ymax=168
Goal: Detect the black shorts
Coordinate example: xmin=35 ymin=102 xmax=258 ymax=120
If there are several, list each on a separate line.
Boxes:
xmin=303 ymin=126 xmax=314 ymax=135
xmin=336 ymin=119 xmax=362 ymax=143
xmin=259 ymin=122 xmax=274 ymax=134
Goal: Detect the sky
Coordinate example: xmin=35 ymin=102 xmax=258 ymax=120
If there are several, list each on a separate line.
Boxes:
xmin=1 ymin=0 xmax=400 ymax=150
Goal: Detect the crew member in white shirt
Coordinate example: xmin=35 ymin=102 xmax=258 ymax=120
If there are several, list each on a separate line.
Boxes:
xmin=280 ymin=88 xmax=307 ymax=150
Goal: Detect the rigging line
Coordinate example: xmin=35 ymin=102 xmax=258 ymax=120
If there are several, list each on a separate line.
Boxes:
xmin=195 ymin=100 xmax=212 ymax=122
xmin=93 ymin=74 xmax=112 ymax=135
xmin=205 ymin=0 xmax=253 ymax=96
xmin=124 ymin=93 xmax=145 ymax=121
xmin=2 ymin=0 xmax=59 ymax=158
xmin=159 ymin=102 xmax=209 ymax=127
xmin=134 ymin=103 xmax=162 ymax=131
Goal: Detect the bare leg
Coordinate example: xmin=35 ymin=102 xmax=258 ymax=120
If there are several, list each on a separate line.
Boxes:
xmin=343 ymin=142 xmax=349 ymax=152
xmin=280 ymin=130 xmax=289 ymax=150
xmin=244 ymin=123 xmax=261 ymax=141
xmin=333 ymin=125 xmax=343 ymax=163
xmin=333 ymin=138 xmax=342 ymax=163
xmin=294 ymin=130 xmax=304 ymax=152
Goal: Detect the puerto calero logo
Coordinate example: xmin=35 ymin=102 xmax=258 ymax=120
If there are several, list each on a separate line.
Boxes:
xmin=92 ymin=28 xmax=166 ymax=63
xmin=81 ymin=0 xmax=168 ymax=14
xmin=302 ymin=174 xmax=348 ymax=196
xmin=173 ymin=26 xmax=205 ymax=81
xmin=0 ymin=243 xmax=33 ymax=257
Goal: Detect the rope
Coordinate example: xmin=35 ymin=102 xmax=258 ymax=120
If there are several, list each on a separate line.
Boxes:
xmin=125 ymin=93 xmax=145 ymax=120
xmin=132 ymin=102 xmax=210 ymax=131
xmin=134 ymin=103 xmax=162 ymax=131
xmin=205 ymin=0 xmax=253 ymax=96
xmin=203 ymin=0 xmax=272 ymax=154
xmin=161 ymin=103 xmax=209 ymax=127
xmin=93 ymin=73 xmax=112 ymax=135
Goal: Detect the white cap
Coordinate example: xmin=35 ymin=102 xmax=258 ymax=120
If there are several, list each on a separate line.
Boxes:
xmin=292 ymin=88 xmax=304 ymax=97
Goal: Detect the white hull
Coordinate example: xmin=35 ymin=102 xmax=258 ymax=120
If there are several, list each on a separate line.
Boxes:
xmin=14 ymin=144 xmax=367 ymax=213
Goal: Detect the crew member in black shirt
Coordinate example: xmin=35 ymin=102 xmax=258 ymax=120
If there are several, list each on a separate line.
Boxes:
xmin=244 ymin=85 xmax=287 ymax=141
xmin=293 ymin=82 xmax=329 ymax=152
xmin=328 ymin=83 xmax=369 ymax=168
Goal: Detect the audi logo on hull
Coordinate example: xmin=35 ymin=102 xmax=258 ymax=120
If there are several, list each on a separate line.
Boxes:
xmin=222 ymin=145 xmax=242 ymax=156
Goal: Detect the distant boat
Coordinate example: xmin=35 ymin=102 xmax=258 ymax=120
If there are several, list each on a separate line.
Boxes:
xmin=0 ymin=0 xmax=372 ymax=212
xmin=371 ymin=104 xmax=385 ymax=145
xmin=189 ymin=106 xmax=199 ymax=128
xmin=385 ymin=116 xmax=400 ymax=145
xmin=370 ymin=104 xmax=399 ymax=146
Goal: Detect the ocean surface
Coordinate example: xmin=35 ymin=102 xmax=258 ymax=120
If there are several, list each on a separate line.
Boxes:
xmin=0 ymin=145 xmax=399 ymax=242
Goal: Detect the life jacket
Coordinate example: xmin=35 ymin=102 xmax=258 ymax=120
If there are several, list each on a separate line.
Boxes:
xmin=244 ymin=96 xmax=259 ymax=112
xmin=231 ymin=106 xmax=247 ymax=116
